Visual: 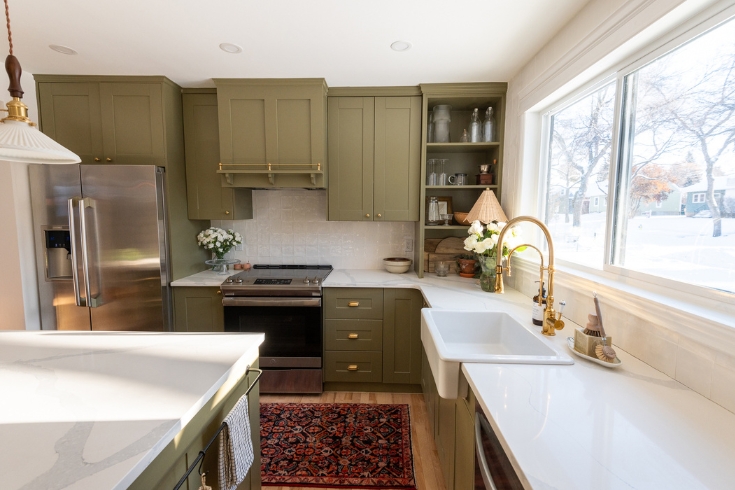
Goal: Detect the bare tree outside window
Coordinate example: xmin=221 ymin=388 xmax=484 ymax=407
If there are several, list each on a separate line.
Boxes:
xmin=615 ymin=17 xmax=735 ymax=292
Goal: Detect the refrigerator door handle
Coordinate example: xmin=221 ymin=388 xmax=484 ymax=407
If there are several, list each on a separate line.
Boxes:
xmin=67 ymin=197 xmax=86 ymax=307
xmin=79 ymin=197 xmax=101 ymax=308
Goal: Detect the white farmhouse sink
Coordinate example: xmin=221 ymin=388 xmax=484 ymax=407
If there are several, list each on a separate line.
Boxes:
xmin=421 ymin=309 xmax=573 ymax=398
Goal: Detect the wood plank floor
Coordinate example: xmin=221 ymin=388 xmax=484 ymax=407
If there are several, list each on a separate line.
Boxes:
xmin=260 ymin=391 xmax=447 ymax=490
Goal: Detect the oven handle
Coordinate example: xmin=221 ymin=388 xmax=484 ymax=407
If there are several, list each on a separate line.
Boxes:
xmin=222 ymin=297 xmax=322 ymax=307
xmin=475 ymin=412 xmax=499 ymax=490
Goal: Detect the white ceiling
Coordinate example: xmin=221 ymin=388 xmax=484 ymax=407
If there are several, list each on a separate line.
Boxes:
xmin=9 ymin=0 xmax=590 ymax=88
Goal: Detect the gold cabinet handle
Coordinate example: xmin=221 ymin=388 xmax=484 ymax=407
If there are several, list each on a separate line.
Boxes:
xmin=348 ymin=333 xmax=359 ymax=339
xmin=377 ymin=213 xmax=382 ymax=218
xmin=106 ymin=157 xmax=113 ymax=162
xmin=348 ymin=301 xmax=359 ymax=307
xmin=365 ymin=213 xmax=370 ymax=218
xmin=347 ymin=365 xmax=358 ymax=371
xmin=94 ymin=157 xmax=101 ymax=162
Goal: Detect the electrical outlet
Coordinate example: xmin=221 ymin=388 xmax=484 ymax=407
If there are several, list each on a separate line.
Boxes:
xmin=403 ymin=237 xmax=413 ymax=253
xmin=235 ymin=244 xmax=244 ymax=251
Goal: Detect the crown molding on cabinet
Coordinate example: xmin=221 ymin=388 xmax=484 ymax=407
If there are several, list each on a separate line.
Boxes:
xmin=33 ymin=74 xmax=179 ymax=88
xmin=328 ymin=86 xmax=422 ymax=97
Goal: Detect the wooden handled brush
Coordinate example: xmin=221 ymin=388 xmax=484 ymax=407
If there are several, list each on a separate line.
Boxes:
xmin=592 ymin=292 xmax=616 ymax=362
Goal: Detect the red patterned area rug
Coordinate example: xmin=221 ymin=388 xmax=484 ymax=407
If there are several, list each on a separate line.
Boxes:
xmin=260 ymin=403 xmax=416 ymax=489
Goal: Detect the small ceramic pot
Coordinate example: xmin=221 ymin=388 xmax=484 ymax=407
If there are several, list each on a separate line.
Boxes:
xmin=457 ymin=259 xmax=477 ymax=278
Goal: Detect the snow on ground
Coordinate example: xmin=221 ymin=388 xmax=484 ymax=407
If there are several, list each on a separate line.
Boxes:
xmin=546 ymin=213 xmax=735 ymax=293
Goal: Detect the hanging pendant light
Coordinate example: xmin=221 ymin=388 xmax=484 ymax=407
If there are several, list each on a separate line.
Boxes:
xmin=0 ymin=0 xmax=79 ymax=163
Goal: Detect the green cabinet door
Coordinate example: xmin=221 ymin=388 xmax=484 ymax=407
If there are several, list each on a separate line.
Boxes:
xmin=173 ymin=287 xmax=224 ymax=332
xmin=182 ymin=92 xmax=253 ymax=220
xmin=328 ymin=97 xmax=374 ymax=221
xmin=438 ymin=395 xmax=457 ymax=490
xmin=454 ymin=392 xmax=476 ymax=490
xmin=99 ymin=83 xmax=166 ymax=165
xmin=373 ymin=96 xmax=421 ymax=221
xmin=383 ymin=288 xmax=423 ymax=384
xmin=37 ymin=82 xmax=103 ymax=164
xmin=214 ymin=79 xmax=327 ymax=188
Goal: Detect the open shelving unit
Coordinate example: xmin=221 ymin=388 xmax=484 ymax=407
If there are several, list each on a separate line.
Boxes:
xmin=414 ymin=83 xmax=507 ymax=277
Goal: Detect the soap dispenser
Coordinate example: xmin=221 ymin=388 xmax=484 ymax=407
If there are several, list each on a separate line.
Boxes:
xmin=532 ymin=281 xmax=547 ymax=326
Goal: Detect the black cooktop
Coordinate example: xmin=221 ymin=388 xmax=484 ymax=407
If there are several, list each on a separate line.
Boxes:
xmin=253 ymin=264 xmax=333 ymax=270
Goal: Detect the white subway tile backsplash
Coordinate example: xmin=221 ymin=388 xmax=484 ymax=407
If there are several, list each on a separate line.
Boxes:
xmin=215 ymin=189 xmax=414 ymax=269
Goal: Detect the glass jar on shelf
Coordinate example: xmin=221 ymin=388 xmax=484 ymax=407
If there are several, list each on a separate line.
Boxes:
xmin=426 ymin=196 xmax=441 ymax=225
xmin=483 ymin=107 xmax=495 ymax=142
xmin=470 ymin=108 xmax=482 ymax=142
xmin=427 ymin=159 xmax=437 ymax=185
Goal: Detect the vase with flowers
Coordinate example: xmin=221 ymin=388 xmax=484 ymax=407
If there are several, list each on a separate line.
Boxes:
xmin=197 ymin=227 xmax=243 ymax=273
xmin=463 ymin=220 xmax=524 ymax=292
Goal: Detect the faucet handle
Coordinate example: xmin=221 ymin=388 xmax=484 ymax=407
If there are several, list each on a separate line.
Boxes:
xmin=554 ymin=301 xmax=566 ymax=330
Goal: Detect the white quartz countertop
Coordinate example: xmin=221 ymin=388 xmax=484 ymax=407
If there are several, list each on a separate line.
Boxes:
xmin=0 ymin=331 xmax=264 ymax=490
xmin=324 ymin=269 xmax=735 ymax=489
xmin=170 ymin=269 xmax=238 ymax=287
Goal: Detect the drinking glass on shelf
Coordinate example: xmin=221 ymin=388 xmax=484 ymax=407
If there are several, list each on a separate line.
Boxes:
xmin=427 ymin=159 xmax=437 ymax=185
xmin=438 ymin=159 xmax=448 ymax=186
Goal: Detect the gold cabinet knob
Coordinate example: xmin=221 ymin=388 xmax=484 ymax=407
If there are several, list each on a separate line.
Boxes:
xmin=347 ymin=365 xmax=358 ymax=371
xmin=348 ymin=301 xmax=359 ymax=307
xmin=377 ymin=213 xmax=382 ymax=218
xmin=105 ymin=157 xmax=113 ymax=162
xmin=216 ymin=290 xmax=221 ymax=295
xmin=225 ymin=210 xmax=230 ymax=215
xmin=94 ymin=157 xmax=101 ymax=162
xmin=365 ymin=213 xmax=370 ymax=218
xmin=348 ymin=333 xmax=359 ymax=339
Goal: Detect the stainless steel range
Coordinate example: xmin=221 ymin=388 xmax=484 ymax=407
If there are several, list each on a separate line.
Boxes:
xmin=221 ymin=264 xmax=332 ymax=394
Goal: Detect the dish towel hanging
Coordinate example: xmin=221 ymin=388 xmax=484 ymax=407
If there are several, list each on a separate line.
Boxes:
xmin=218 ymin=394 xmax=254 ymax=490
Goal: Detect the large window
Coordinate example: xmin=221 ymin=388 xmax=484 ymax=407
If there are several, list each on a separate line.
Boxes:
xmin=544 ymin=82 xmax=615 ymax=268
xmin=542 ymin=14 xmax=735 ymax=294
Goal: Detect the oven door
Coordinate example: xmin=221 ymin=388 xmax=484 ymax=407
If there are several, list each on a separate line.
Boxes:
xmin=223 ymin=297 xmax=322 ymax=362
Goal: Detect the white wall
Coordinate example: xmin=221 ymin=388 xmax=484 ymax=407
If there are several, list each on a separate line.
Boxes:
xmin=0 ymin=71 xmax=41 ymax=330
xmin=212 ymin=189 xmax=415 ymax=269
xmin=502 ymin=0 xmax=735 ymax=413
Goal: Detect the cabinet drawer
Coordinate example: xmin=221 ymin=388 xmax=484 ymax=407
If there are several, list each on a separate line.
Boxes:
xmin=324 ymin=319 xmax=382 ymax=351
xmin=324 ymin=288 xmax=383 ymax=319
xmin=324 ymin=351 xmax=382 ymax=382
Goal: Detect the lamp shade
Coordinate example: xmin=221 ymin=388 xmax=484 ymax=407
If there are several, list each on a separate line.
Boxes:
xmin=0 ymin=118 xmax=80 ymax=163
xmin=466 ymin=188 xmax=507 ymax=224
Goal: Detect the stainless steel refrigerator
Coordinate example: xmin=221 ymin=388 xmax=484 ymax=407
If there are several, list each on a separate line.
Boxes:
xmin=29 ymin=164 xmax=171 ymax=331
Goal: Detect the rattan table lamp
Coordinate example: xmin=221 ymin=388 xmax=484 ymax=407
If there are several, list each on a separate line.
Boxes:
xmin=466 ymin=188 xmax=508 ymax=224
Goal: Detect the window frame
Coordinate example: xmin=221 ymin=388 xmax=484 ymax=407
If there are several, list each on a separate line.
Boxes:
xmin=535 ymin=3 xmax=735 ymax=305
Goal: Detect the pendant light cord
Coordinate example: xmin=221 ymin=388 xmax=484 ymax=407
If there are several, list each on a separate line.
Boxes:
xmin=4 ymin=0 xmax=11 ymax=56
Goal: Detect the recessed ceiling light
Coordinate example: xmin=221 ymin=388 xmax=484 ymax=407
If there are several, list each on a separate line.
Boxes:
xmin=390 ymin=41 xmax=412 ymax=52
xmin=49 ymin=45 xmax=77 ymax=55
xmin=219 ymin=43 xmax=242 ymax=54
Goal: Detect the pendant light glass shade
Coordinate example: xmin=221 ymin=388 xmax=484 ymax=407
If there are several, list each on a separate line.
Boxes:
xmin=0 ymin=117 xmax=80 ymax=163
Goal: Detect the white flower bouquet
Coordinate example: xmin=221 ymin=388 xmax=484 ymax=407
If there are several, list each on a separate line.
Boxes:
xmin=197 ymin=227 xmax=242 ymax=259
xmin=463 ymin=220 xmax=523 ymax=258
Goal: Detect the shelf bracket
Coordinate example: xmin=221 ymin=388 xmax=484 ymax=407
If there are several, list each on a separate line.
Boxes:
xmin=267 ymin=173 xmax=275 ymax=185
xmin=224 ymin=173 xmax=234 ymax=185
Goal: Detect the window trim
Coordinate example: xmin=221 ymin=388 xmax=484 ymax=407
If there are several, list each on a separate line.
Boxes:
xmin=534 ymin=1 xmax=735 ymax=305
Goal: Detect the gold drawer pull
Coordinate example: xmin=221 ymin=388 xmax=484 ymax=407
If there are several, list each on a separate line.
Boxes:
xmin=348 ymin=333 xmax=359 ymax=339
xmin=347 ymin=365 xmax=358 ymax=371
xmin=348 ymin=301 xmax=360 ymax=307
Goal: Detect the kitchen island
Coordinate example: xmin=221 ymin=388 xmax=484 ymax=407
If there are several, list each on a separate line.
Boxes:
xmin=323 ymin=269 xmax=735 ymax=489
xmin=0 ymin=331 xmax=263 ymax=490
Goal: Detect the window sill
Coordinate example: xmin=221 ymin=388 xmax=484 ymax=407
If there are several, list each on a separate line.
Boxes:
xmin=510 ymin=255 xmax=735 ymax=353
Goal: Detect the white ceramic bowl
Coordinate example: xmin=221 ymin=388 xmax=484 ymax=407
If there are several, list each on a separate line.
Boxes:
xmin=383 ymin=257 xmax=412 ymax=274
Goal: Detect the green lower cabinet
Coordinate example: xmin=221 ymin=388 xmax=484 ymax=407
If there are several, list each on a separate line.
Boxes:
xmin=324 ymin=351 xmax=383 ymax=382
xmin=324 ymin=319 xmax=383 ymax=351
xmin=438 ymin=395 xmax=456 ymax=490
xmin=173 ymin=287 xmax=224 ymax=332
xmin=383 ymin=288 xmax=423 ymax=384
xmin=455 ymin=392 xmax=476 ymax=490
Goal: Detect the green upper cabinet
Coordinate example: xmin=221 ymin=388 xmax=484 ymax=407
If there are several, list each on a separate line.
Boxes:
xmin=327 ymin=97 xmax=374 ymax=221
xmin=37 ymin=82 xmax=103 ymax=165
xmin=182 ymin=91 xmax=253 ymax=220
xmin=35 ymin=76 xmax=170 ymax=166
xmin=99 ymin=83 xmax=165 ymax=165
xmin=383 ymin=288 xmax=423 ymax=384
xmin=328 ymin=95 xmax=421 ymax=221
xmin=214 ymin=79 xmax=328 ymax=188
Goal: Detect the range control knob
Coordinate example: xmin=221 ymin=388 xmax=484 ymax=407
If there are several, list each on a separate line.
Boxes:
xmin=226 ymin=278 xmax=234 ymax=283
xmin=313 ymin=277 xmax=321 ymax=285
xmin=236 ymin=278 xmax=243 ymax=284
xmin=303 ymin=277 xmax=311 ymax=284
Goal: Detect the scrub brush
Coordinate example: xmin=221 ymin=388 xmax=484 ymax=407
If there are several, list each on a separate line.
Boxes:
xmin=593 ymin=292 xmax=617 ymax=362
xmin=583 ymin=313 xmax=602 ymax=336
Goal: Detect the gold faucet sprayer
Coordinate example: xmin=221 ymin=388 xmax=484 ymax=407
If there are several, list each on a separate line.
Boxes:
xmin=495 ymin=216 xmax=562 ymax=336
